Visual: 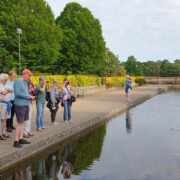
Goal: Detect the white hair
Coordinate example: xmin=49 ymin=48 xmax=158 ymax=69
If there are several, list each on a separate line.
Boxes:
xmin=0 ymin=73 xmax=8 ymax=81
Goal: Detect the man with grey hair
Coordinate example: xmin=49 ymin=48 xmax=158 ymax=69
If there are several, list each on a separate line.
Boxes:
xmin=50 ymin=79 xmax=60 ymax=125
xmin=35 ymin=77 xmax=50 ymax=131
xmin=0 ymin=73 xmax=13 ymax=139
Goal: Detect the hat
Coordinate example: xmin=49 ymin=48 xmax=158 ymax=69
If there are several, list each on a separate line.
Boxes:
xmin=39 ymin=77 xmax=46 ymax=81
xmin=22 ymin=69 xmax=33 ymax=76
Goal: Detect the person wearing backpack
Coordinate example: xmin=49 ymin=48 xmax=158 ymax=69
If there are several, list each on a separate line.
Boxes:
xmin=35 ymin=77 xmax=50 ymax=131
xmin=50 ymin=80 xmax=61 ymax=125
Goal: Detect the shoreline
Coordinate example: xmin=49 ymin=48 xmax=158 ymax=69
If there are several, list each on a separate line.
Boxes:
xmin=0 ymin=84 xmax=179 ymax=174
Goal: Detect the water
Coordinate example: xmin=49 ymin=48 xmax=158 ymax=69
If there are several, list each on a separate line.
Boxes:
xmin=1 ymin=92 xmax=180 ymax=180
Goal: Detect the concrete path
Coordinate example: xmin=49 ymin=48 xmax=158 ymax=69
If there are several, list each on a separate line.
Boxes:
xmin=0 ymin=85 xmax=172 ymax=171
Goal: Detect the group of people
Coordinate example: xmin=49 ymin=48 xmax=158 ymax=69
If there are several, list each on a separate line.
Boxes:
xmin=0 ymin=69 xmax=73 ymax=148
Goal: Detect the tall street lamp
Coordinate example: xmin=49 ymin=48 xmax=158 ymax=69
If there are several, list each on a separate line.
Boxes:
xmin=17 ymin=28 xmax=22 ymax=75
xmin=135 ymin=64 xmax=138 ymax=76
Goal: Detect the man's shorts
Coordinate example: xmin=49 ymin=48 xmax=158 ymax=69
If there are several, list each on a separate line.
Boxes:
xmin=14 ymin=106 xmax=29 ymax=123
xmin=0 ymin=105 xmax=11 ymax=119
xmin=125 ymin=86 xmax=129 ymax=93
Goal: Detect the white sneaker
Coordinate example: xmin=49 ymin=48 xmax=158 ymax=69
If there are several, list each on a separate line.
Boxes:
xmin=69 ymin=120 xmax=72 ymax=123
xmin=52 ymin=122 xmax=59 ymax=125
xmin=64 ymin=121 xmax=69 ymax=123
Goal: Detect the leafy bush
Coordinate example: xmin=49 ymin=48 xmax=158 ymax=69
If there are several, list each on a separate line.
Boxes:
xmin=29 ymin=75 xmax=144 ymax=88
xmin=135 ymin=78 xmax=146 ymax=86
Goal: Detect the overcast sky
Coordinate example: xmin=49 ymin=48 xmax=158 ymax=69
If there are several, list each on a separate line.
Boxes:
xmin=46 ymin=0 xmax=180 ymax=62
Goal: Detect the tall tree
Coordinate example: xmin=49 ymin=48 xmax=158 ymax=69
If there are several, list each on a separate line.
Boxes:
xmin=124 ymin=56 xmax=143 ymax=76
xmin=105 ymin=48 xmax=126 ymax=76
xmin=0 ymin=0 xmax=62 ymax=73
xmin=56 ymin=2 xmax=106 ymax=75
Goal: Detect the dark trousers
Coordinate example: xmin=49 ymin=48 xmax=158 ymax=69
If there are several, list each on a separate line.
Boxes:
xmin=51 ymin=103 xmax=59 ymax=123
xmin=6 ymin=100 xmax=15 ymax=129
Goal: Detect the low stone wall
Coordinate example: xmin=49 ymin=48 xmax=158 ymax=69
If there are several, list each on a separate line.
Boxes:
xmin=73 ymin=85 xmax=106 ymax=97
xmin=145 ymin=77 xmax=180 ymax=85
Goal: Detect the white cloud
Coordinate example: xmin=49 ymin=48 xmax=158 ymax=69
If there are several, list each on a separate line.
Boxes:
xmin=46 ymin=0 xmax=180 ymax=62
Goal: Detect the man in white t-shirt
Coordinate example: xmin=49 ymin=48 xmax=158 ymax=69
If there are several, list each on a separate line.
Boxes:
xmin=0 ymin=73 xmax=13 ymax=139
xmin=6 ymin=71 xmax=16 ymax=132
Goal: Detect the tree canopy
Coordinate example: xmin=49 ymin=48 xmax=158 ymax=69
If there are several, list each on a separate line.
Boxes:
xmin=56 ymin=2 xmax=106 ymax=75
xmin=124 ymin=56 xmax=180 ymax=77
xmin=105 ymin=48 xmax=126 ymax=76
xmin=0 ymin=0 xmax=62 ymax=73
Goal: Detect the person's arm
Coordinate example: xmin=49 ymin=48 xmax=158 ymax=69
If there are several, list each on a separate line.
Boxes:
xmin=46 ymin=82 xmax=51 ymax=92
xmin=14 ymin=81 xmax=31 ymax=100
xmin=6 ymin=84 xmax=13 ymax=93
xmin=70 ymin=85 xmax=74 ymax=91
xmin=0 ymin=94 xmax=4 ymax=101
xmin=39 ymin=83 xmax=46 ymax=92
xmin=50 ymin=87 xmax=56 ymax=107
xmin=1 ymin=89 xmax=9 ymax=95
xmin=61 ymin=85 xmax=65 ymax=92
xmin=7 ymin=88 xmax=13 ymax=93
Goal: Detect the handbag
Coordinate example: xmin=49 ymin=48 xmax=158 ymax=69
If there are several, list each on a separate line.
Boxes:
xmin=65 ymin=86 xmax=76 ymax=104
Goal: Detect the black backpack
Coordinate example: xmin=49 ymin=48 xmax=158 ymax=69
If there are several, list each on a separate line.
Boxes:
xmin=46 ymin=91 xmax=50 ymax=101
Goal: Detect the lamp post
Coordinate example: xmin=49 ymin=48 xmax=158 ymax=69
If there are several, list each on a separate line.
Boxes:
xmin=135 ymin=64 xmax=138 ymax=76
xmin=17 ymin=28 xmax=22 ymax=75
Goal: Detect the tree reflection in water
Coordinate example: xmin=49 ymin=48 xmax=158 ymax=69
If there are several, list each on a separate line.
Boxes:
xmin=6 ymin=124 xmax=106 ymax=180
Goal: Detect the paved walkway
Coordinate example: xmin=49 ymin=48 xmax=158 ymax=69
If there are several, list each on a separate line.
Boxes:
xmin=0 ymin=85 xmax=171 ymax=170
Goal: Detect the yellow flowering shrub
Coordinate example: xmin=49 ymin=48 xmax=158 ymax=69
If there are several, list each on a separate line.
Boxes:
xmin=29 ymin=75 xmax=144 ymax=88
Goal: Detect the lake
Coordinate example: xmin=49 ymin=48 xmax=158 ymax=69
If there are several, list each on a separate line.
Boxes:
xmin=1 ymin=92 xmax=180 ymax=180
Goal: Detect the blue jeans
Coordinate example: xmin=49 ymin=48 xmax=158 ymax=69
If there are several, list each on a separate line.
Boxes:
xmin=64 ymin=100 xmax=71 ymax=121
xmin=36 ymin=103 xmax=45 ymax=128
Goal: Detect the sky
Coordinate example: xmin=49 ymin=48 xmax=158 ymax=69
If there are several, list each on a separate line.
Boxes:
xmin=45 ymin=0 xmax=180 ymax=62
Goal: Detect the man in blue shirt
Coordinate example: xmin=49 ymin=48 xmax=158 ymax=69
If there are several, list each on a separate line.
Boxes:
xmin=13 ymin=69 xmax=35 ymax=148
xmin=125 ymin=75 xmax=132 ymax=101
xmin=6 ymin=71 xmax=16 ymax=132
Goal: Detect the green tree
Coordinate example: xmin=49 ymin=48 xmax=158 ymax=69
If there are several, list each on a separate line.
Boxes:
xmin=160 ymin=60 xmax=171 ymax=77
xmin=142 ymin=61 xmax=161 ymax=76
xmin=56 ymin=2 xmax=106 ymax=75
xmin=0 ymin=25 xmax=11 ymax=72
xmin=124 ymin=56 xmax=143 ymax=76
xmin=105 ymin=48 xmax=126 ymax=76
xmin=0 ymin=0 xmax=62 ymax=73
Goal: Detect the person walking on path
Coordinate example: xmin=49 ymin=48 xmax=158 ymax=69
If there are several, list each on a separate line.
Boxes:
xmin=13 ymin=69 xmax=35 ymax=148
xmin=61 ymin=79 xmax=73 ymax=123
xmin=23 ymin=79 xmax=35 ymax=138
xmin=35 ymin=77 xmax=50 ymax=131
xmin=0 ymin=73 xmax=13 ymax=139
xmin=6 ymin=71 xmax=16 ymax=132
xmin=50 ymin=80 xmax=60 ymax=125
xmin=125 ymin=75 xmax=132 ymax=101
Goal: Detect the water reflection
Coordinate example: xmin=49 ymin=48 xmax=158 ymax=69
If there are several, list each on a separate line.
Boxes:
xmin=3 ymin=92 xmax=180 ymax=180
xmin=2 ymin=125 xmax=106 ymax=180
xmin=25 ymin=166 xmax=32 ymax=180
xmin=14 ymin=171 xmax=24 ymax=180
xmin=35 ymin=159 xmax=46 ymax=179
xmin=126 ymin=110 xmax=132 ymax=134
xmin=60 ymin=144 xmax=74 ymax=179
